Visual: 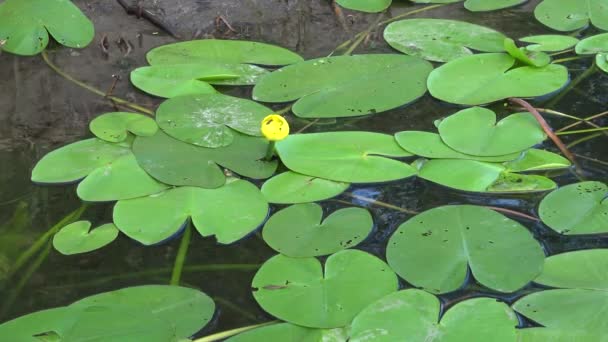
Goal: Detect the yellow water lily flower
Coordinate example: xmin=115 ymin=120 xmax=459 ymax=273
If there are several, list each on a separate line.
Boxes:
xmin=261 ymin=114 xmax=290 ymax=141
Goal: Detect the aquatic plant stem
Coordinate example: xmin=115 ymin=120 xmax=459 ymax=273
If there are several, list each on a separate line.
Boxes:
xmin=170 ymin=223 xmax=192 ymax=286
xmin=567 ymin=133 xmax=603 ymax=148
xmin=41 ymin=51 xmax=155 ymax=116
xmin=193 ymin=321 xmax=278 ymax=342
xmin=264 ymin=141 xmax=276 ymax=161
xmin=214 ymin=297 xmax=258 ymax=322
xmin=556 ymin=110 xmax=608 ymax=133
xmin=346 ymin=192 xmax=418 ymax=214
xmin=552 ymin=55 xmax=590 ymax=64
xmin=556 ymin=126 xmax=608 ymax=135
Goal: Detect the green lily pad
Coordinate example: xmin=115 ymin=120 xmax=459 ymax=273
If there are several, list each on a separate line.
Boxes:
xmin=253 ymin=55 xmax=433 ymax=118
xmin=417 ymin=159 xmax=557 ymax=193
xmin=156 ymin=93 xmax=271 ymax=148
xmin=598 ymin=53 xmax=608 ymax=73
xmin=520 ymin=35 xmax=579 ymax=52
xmin=535 ymin=249 xmax=608 ymax=290
xmin=427 ymin=53 xmax=569 ymax=105
xmin=411 ymin=0 xmax=527 ymax=11
xmin=395 ymin=131 xmax=520 ymax=161
xmin=386 ymin=205 xmax=545 ymax=294
xmin=503 ymin=38 xmax=551 ymax=67
xmin=113 ymin=179 xmax=268 ymax=245
xmin=383 ymin=19 xmax=506 ymax=62
xmin=276 ymin=132 xmax=416 ymax=183
xmin=262 ymin=203 xmax=373 ymax=257
xmin=0 ymin=307 xmax=78 ymax=342
xmin=89 ymin=112 xmax=158 ymax=143
xmin=517 ymin=328 xmax=608 ymax=342
xmin=335 ymin=0 xmax=391 ymax=12
xmin=133 ymin=130 xmax=277 ymax=189
xmin=252 ymin=250 xmax=398 ymax=328
xmin=261 ymin=172 xmax=350 ymax=204
xmin=502 ymin=149 xmax=570 ymax=172
xmin=575 ymin=33 xmax=608 ymax=55
xmin=147 ymin=39 xmax=303 ymax=66
xmin=538 ymin=181 xmax=608 ymax=235
xmin=227 ymin=323 xmax=347 ymax=342
xmin=0 ymin=0 xmax=94 ymax=55
xmin=52 ymin=221 xmax=119 ymax=255
xmin=350 ymin=290 xmax=518 ymax=342
xmin=534 ymin=0 xmax=608 ymax=31
xmin=438 ymin=107 xmax=546 ymax=156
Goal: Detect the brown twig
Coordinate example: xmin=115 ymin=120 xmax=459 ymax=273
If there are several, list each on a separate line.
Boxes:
xmin=105 ymin=74 xmax=121 ymax=97
xmin=115 ymin=0 xmax=181 ymax=39
xmin=331 ymin=0 xmax=350 ymax=32
xmin=485 ymin=207 xmax=539 ymax=221
xmin=215 ymin=15 xmax=237 ymax=33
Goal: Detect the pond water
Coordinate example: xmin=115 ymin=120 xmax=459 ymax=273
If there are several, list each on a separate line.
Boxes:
xmin=0 ymin=0 xmax=607 ymax=338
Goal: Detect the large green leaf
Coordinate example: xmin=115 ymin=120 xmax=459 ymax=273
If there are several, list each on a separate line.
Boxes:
xmin=0 ymin=0 xmax=94 ymax=55
xmin=261 ymin=172 xmax=350 ymax=204
xmin=113 ymin=179 xmax=268 ymax=245
xmin=156 ymin=93 xmax=271 ymax=148
xmin=52 ymin=221 xmax=119 ymax=255
xmin=534 ymin=0 xmax=608 ymax=31
xmin=517 ymin=328 xmax=608 ymax=342
xmin=383 ymin=19 xmax=506 ymax=62
xmin=89 ymin=112 xmax=158 ymax=143
xmin=427 ymin=53 xmax=569 ymax=105
xmin=538 ymin=181 xmax=608 ymax=235
xmin=227 ymin=323 xmax=347 ymax=342
xmin=350 ymin=290 xmax=518 ymax=342
xmin=0 ymin=307 xmax=78 ymax=342
xmin=335 ymin=0 xmax=391 ymax=12
xmin=535 ymin=249 xmax=608 ymax=290
xmin=575 ymin=33 xmax=608 ymax=55
xmin=252 ymin=250 xmax=398 ymax=328
xmin=520 ymin=35 xmax=579 ymax=52
xmin=133 ymin=130 xmax=277 ymax=189
xmin=262 ymin=203 xmax=373 ymax=257
xmin=437 ymin=107 xmax=546 ymax=156
xmin=276 ymin=132 xmax=416 ymax=183
xmin=253 ymin=55 xmax=433 ymax=118
xmin=386 ymin=205 xmax=545 ymax=293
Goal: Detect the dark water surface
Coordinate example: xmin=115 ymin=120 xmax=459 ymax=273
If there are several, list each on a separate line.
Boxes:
xmin=0 ymin=0 xmax=607 ymax=337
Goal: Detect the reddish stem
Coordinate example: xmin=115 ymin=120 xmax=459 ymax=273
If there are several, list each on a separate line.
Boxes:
xmin=485 ymin=206 xmax=539 ymax=222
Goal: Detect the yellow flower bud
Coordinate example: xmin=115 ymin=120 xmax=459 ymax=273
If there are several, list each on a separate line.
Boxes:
xmin=261 ymin=114 xmax=290 ymax=141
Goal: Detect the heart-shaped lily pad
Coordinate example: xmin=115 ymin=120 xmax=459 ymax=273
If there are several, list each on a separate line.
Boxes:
xmin=538 ymin=181 xmax=608 ymax=235
xmin=438 ymin=107 xmax=546 ymax=156
xmin=427 ymin=53 xmax=569 ymax=105
xmin=89 ymin=112 xmax=158 ymax=143
xmin=52 ymin=221 xmax=119 ymax=255
xmin=156 ymin=93 xmax=272 ymax=148
xmin=534 ymin=249 xmax=608 ymax=290
xmin=387 ymin=205 xmax=545 ymax=293
xmin=336 ymin=0 xmax=391 ymax=12
xmin=534 ymin=0 xmax=608 ymax=31
xmin=263 ymin=203 xmax=373 ymax=257
xmin=227 ymin=323 xmax=347 ymax=342
xmin=253 ymin=55 xmax=433 ymax=118
xmin=0 ymin=0 xmax=94 ymax=55
xmin=113 ymin=179 xmax=268 ymax=245
xmin=252 ymin=250 xmax=398 ymax=328
xmin=261 ymin=172 xmax=350 ymax=204
xmin=350 ymin=290 xmax=518 ymax=342
xmin=383 ymin=19 xmax=506 ymax=62
xmin=503 ymin=38 xmax=551 ymax=67
xmin=133 ymin=130 xmax=277 ymax=189
xmin=520 ymin=35 xmax=579 ymax=52
xmin=276 ymin=132 xmax=416 ymax=183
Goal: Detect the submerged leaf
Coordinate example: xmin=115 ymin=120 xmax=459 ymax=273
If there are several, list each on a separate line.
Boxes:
xmin=261 ymin=172 xmax=350 ymax=204
xmin=53 ymin=221 xmax=118 ymax=255
xmin=534 ymin=0 xmax=608 ymax=31
xmin=89 ymin=112 xmax=158 ymax=143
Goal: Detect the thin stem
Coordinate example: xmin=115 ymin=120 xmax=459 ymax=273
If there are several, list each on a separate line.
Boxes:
xmin=544 ymin=63 xmax=597 ymax=108
xmin=557 ymin=110 xmax=608 ymax=133
xmin=170 ymin=223 xmax=192 ymax=286
xmin=41 ymin=51 xmax=155 ymax=116
xmin=193 ymin=321 xmax=278 ymax=342
xmin=574 ymin=153 xmax=608 ymax=167
xmin=567 ymin=133 xmax=603 ymax=148
xmin=345 ymin=193 xmax=419 ymax=214
xmin=264 ymin=141 xmax=276 ymax=161
xmin=533 ymin=108 xmax=583 ymax=121
xmin=295 ymin=118 xmax=320 ymax=134
xmin=556 ymin=126 xmax=608 ymax=135
xmin=214 ymin=297 xmax=258 ymax=322
xmin=376 ymin=4 xmax=446 ymax=27
xmin=552 ymin=55 xmax=590 ymax=64
xmin=485 ymin=207 xmax=539 ymax=221
xmin=549 ymin=48 xmax=574 ymax=57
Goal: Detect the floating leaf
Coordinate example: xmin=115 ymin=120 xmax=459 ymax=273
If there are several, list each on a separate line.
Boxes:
xmin=156 ymin=93 xmax=271 ymax=148
xmin=253 ymin=55 xmax=433 ymax=118
xmin=147 ymin=39 xmax=303 ymax=66
xmin=575 ymin=33 xmax=608 ymax=56
xmin=383 ymin=19 xmax=506 ymax=62
xmin=335 ymin=0 xmax=391 ymax=12
xmin=427 ymin=53 xmax=569 ymax=105
xmin=52 ymin=221 xmax=119 ymax=255
xmin=535 ymin=249 xmax=608 ymax=290
xmin=263 ymin=203 xmax=373 ymax=257
xmin=89 ymin=112 xmax=158 ymax=143
xmin=538 ymin=181 xmax=608 ymax=235
xmin=517 ymin=328 xmax=608 ymax=342
xmin=350 ymin=290 xmax=518 ymax=341
xmin=113 ymin=179 xmax=268 ymax=245
xmin=520 ymin=35 xmax=579 ymax=52
xmin=133 ymin=130 xmax=277 ymax=189
xmin=0 ymin=0 xmax=94 ymax=55
xmin=502 ymin=149 xmax=570 ymax=172
xmin=386 ymin=205 xmax=544 ymax=293
xmin=252 ymin=250 xmax=398 ymax=328
xmin=0 ymin=307 xmax=77 ymax=342
xmin=503 ymin=38 xmax=551 ymax=67
xmin=534 ymin=0 xmax=608 ymax=31
xmin=438 ymin=107 xmax=546 ymax=156
xmin=598 ymin=53 xmax=608 ymax=73
xmin=276 ymin=132 xmax=416 ymax=183
xmin=227 ymin=323 xmax=347 ymax=342
xmin=464 ymin=0 xmax=527 ymax=11
xmin=261 ymin=172 xmax=350 ymax=204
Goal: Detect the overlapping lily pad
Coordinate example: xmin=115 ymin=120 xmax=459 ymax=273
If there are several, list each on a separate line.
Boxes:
xmin=253 ymin=55 xmax=433 ymax=118
xmin=156 ymin=93 xmax=272 ymax=148
xmin=52 ymin=221 xmax=119 ymax=255
xmin=228 ymin=323 xmax=347 ymax=342
xmin=502 ymin=149 xmax=570 ymax=172
xmin=387 ymin=205 xmax=545 ymax=293
xmin=350 ymin=290 xmax=518 ymax=341
xmin=263 ymin=203 xmax=373 ymax=257
xmin=89 ymin=112 xmax=158 ymax=143
xmin=252 ymin=250 xmax=398 ymax=328
xmin=520 ymin=35 xmax=579 ymax=52
xmin=0 ymin=0 xmax=94 ymax=55
xmin=538 ymin=181 xmax=608 ymax=235
xmin=598 ymin=53 xmax=608 ymax=73
xmin=575 ymin=33 xmax=608 ymax=55
xmin=503 ymin=38 xmax=551 ymax=67
xmin=336 ymin=0 xmax=391 ymax=12
xmin=261 ymin=172 xmax=350 ymax=204
xmin=534 ymin=0 xmax=608 ymax=31
xmin=383 ymin=19 xmax=506 ymax=62
xmin=113 ymin=179 xmax=268 ymax=245
xmin=427 ymin=53 xmax=569 ymax=105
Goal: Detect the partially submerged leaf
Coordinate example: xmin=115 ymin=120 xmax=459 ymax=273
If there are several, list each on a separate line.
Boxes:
xmin=89 ymin=112 xmax=158 ymax=143
xmin=52 ymin=221 xmax=119 ymax=255
xmin=520 ymin=35 xmax=579 ymax=52
xmin=502 ymin=149 xmax=570 ymax=172
xmin=261 ymin=172 xmax=350 ymax=204
xmin=534 ymin=0 xmax=608 ymax=31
